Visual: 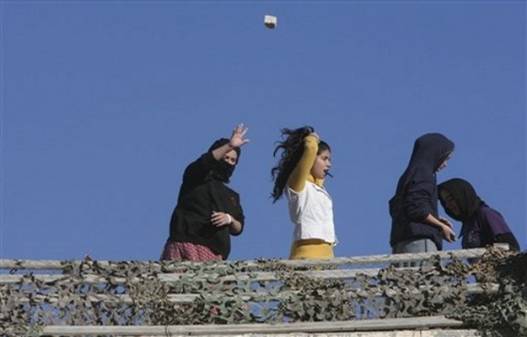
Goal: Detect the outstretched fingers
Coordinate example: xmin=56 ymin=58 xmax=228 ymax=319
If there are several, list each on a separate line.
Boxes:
xmin=230 ymin=123 xmax=250 ymax=147
xmin=240 ymin=126 xmax=248 ymax=137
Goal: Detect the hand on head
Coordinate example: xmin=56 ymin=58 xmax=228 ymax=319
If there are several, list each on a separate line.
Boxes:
xmin=309 ymin=132 xmax=320 ymax=142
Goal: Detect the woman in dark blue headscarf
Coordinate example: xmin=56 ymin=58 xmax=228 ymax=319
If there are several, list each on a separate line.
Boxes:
xmin=389 ymin=133 xmax=456 ymax=253
xmin=438 ymin=178 xmax=520 ymax=251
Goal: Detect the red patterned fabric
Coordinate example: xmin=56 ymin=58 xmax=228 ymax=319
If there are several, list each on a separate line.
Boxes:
xmin=160 ymin=241 xmax=222 ymax=262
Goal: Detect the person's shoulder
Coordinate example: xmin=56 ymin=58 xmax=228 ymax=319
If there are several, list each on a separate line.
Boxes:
xmin=185 ymin=152 xmax=214 ymax=171
xmin=408 ymin=167 xmax=435 ymax=185
xmin=196 ymin=152 xmax=216 ymax=165
xmin=478 ymin=204 xmax=498 ymax=215
xmin=286 ymin=184 xmax=308 ymax=201
xmin=220 ymin=183 xmax=240 ymax=196
xmin=477 ymin=204 xmax=507 ymax=223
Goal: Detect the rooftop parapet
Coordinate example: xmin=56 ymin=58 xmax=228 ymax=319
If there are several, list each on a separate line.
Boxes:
xmin=1 ymin=246 xmax=525 ymax=337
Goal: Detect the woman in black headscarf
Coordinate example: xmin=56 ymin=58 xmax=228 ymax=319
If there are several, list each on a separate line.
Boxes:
xmin=161 ymin=124 xmax=249 ymax=261
xmin=389 ymin=133 xmax=456 ymax=253
xmin=438 ymin=178 xmax=520 ymax=251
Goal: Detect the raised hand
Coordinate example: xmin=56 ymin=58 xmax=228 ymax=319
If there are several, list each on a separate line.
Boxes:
xmin=229 ymin=123 xmax=250 ymax=148
xmin=211 ymin=124 xmax=249 ymax=162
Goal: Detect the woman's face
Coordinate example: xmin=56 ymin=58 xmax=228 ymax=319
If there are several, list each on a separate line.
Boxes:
xmin=436 ymin=152 xmax=453 ymax=172
xmin=223 ymin=150 xmax=238 ymax=166
xmin=440 ymin=189 xmax=460 ymax=217
xmin=311 ymin=149 xmax=332 ymax=179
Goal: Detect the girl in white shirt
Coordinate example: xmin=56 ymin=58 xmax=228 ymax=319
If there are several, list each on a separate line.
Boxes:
xmin=271 ymin=126 xmax=336 ymax=259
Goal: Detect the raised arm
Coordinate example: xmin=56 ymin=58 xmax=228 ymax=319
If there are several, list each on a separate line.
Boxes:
xmin=211 ymin=124 xmax=249 ymax=161
xmin=287 ymin=133 xmax=319 ymax=192
xmin=181 ymin=124 xmax=249 ymax=194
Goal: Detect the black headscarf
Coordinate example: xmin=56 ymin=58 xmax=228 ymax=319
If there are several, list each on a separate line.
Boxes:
xmin=408 ymin=133 xmax=454 ymax=172
xmin=438 ymin=178 xmax=483 ymax=221
xmin=207 ymin=138 xmax=241 ymax=183
xmin=394 ymin=133 xmax=455 ymax=195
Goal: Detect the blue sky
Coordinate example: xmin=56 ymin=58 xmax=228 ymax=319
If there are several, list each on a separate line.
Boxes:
xmin=1 ymin=1 xmax=525 ymax=261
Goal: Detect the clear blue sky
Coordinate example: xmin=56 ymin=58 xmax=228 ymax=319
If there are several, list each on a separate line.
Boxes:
xmin=1 ymin=1 xmax=525 ymax=261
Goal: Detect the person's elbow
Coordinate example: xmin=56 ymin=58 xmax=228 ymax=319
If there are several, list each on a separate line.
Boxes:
xmin=304 ymin=137 xmax=318 ymax=151
xmin=230 ymin=228 xmax=243 ymax=236
xmin=404 ymin=204 xmax=431 ymax=222
xmin=229 ymin=221 xmax=244 ymax=236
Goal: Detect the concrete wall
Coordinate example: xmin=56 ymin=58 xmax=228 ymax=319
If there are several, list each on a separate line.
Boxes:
xmin=137 ymin=330 xmax=480 ymax=337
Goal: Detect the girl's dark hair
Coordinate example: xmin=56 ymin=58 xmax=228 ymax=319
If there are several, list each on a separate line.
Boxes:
xmin=271 ymin=126 xmax=331 ymax=202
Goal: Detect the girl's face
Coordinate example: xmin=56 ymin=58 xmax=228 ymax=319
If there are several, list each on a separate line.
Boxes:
xmin=223 ymin=150 xmax=238 ymax=166
xmin=311 ymin=149 xmax=332 ymax=179
xmin=440 ymin=189 xmax=460 ymax=218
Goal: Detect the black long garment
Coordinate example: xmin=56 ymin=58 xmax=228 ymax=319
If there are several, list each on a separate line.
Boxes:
xmin=389 ymin=133 xmax=454 ymax=250
xmin=168 ymin=152 xmax=244 ymax=259
xmin=463 ymin=205 xmax=520 ymax=251
xmin=437 ymin=178 xmax=520 ymax=251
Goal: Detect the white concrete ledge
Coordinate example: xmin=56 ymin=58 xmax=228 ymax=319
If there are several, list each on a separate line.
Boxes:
xmin=1 ymin=248 xmax=492 ymax=270
xmin=132 ymin=332 xmax=480 ymax=337
xmin=40 ymin=316 xmax=467 ymax=336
